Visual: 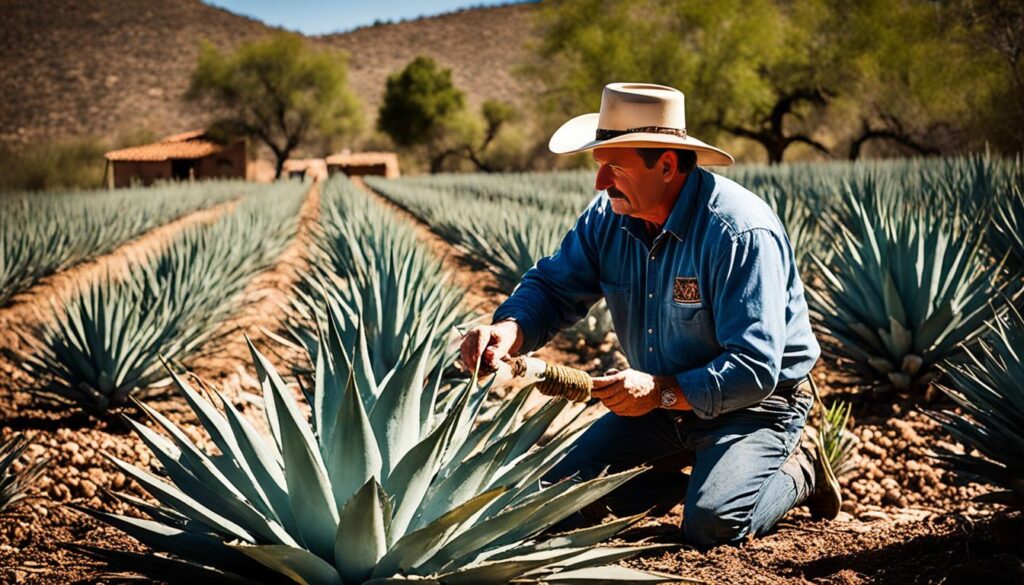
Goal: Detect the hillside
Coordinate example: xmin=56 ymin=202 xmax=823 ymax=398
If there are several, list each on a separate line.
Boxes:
xmin=0 ymin=0 xmax=535 ymax=148
xmin=318 ymin=3 xmax=533 ymax=116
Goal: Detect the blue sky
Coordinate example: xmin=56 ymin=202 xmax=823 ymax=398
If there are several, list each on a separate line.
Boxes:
xmin=205 ymin=1 xmax=528 ymax=35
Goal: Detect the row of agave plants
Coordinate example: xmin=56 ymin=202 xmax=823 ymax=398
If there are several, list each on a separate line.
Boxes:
xmin=2 ymin=174 xmax=686 ymax=582
xmin=278 ymin=177 xmax=471 ymax=385
xmin=363 ymin=174 xmax=615 ymax=347
xmin=0 ymin=179 xmax=246 ymax=306
xmin=8 ymin=181 xmax=306 ymax=413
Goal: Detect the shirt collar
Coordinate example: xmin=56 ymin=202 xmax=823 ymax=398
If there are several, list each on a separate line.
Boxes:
xmin=619 ymin=167 xmax=703 ymax=243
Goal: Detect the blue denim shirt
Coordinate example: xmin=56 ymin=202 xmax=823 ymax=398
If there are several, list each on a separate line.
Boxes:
xmin=493 ymin=167 xmax=820 ymax=420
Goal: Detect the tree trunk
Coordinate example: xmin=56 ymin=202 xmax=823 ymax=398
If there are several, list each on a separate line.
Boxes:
xmin=274 ymin=154 xmax=287 ymax=179
xmin=428 ymin=148 xmax=460 ymax=174
xmin=721 ymin=88 xmax=830 ymax=164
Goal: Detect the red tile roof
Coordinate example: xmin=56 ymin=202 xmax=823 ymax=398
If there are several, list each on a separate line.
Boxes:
xmin=104 ymin=130 xmax=231 ymax=162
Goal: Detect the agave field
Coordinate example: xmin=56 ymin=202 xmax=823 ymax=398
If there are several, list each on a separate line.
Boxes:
xmin=0 ymin=157 xmax=1022 ymax=584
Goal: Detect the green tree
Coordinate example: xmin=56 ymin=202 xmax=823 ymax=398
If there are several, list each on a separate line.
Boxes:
xmin=522 ymin=0 xmax=1015 ymax=163
xmin=952 ymin=0 xmax=1024 ymax=153
xmin=464 ymin=99 xmax=519 ymax=172
xmin=187 ymin=33 xmax=362 ymax=179
xmin=833 ymin=0 xmax=997 ymax=159
xmin=378 ymin=56 xmax=469 ymax=173
xmin=523 ymin=0 xmax=833 ymax=164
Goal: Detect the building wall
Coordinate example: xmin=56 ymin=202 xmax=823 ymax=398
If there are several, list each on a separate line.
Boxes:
xmin=111 ymin=160 xmax=173 ymax=188
xmin=109 ymin=140 xmax=247 ymax=188
xmin=194 ymin=140 xmax=247 ymax=180
xmin=327 ymin=162 xmax=396 ymax=178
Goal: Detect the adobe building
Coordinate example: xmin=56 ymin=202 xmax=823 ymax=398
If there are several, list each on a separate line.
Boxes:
xmin=282 ymin=158 xmax=328 ymax=182
xmin=103 ymin=130 xmax=247 ymax=188
xmin=325 ymin=151 xmax=400 ymax=178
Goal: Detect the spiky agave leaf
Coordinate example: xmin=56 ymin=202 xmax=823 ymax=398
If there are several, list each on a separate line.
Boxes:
xmin=761 ymin=184 xmax=825 ymax=269
xmin=0 ymin=433 xmax=50 ymax=512
xmin=77 ymin=301 xmax=681 ymax=583
xmin=808 ymin=180 xmax=1019 ymax=394
xmin=563 ymin=298 xmax=617 ymax=348
xmin=928 ymin=304 xmax=1024 ymax=506
xmin=989 ymin=183 xmax=1024 ymax=274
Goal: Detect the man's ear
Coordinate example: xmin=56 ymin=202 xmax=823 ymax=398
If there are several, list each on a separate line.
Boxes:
xmin=660 ymin=151 xmax=677 ymax=182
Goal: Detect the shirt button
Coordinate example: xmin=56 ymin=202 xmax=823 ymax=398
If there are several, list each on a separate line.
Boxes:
xmin=650 ymin=255 xmax=656 ymax=261
xmin=648 ymin=328 xmax=654 ymax=334
xmin=648 ymin=346 xmax=654 ymax=352
xmin=648 ymin=293 xmax=654 ymax=299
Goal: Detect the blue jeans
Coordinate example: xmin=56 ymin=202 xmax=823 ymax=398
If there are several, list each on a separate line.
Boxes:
xmin=544 ymin=383 xmax=816 ymax=547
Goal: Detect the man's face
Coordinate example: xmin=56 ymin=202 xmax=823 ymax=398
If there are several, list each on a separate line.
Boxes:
xmin=593 ymin=147 xmax=666 ymax=218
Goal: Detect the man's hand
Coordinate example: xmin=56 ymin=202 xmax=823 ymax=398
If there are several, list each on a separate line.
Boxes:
xmin=591 ymin=369 xmax=691 ymax=416
xmin=459 ymin=319 xmax=524 ymax=375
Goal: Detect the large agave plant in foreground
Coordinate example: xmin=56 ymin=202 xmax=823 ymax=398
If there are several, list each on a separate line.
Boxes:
xmin=809 ymin=182 xmax=1017 ymax=394
xmin=69 ymin=304 xmax=682 ymax=584
xmin=928 ymin=305 xmax=1024 ymax=507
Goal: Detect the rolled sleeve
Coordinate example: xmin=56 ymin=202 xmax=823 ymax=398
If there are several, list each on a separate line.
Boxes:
xmin=675 ymin=228 xmax=789 ymax=419
xmin=492 ymin=199 xmax=605 ymax=353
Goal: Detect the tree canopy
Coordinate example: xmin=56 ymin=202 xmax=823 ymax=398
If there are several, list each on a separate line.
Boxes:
xmin=188 ymin=32 xmax=362 ymax=178
xmin=377 ymin=56 xmax=468 ymax=173
xmin=378 ymin=56 xmax=520 ymax=173
xmin=522 ymin=0 xmax=1017 ymax=163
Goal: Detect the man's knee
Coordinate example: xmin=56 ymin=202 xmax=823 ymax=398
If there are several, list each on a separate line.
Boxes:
xmin=683 ymin=496 xmax=752 ymax=547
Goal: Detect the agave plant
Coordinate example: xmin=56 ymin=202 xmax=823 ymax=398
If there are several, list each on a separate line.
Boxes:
xmin=15 ymin=183 xmax=305 ymax=413
xmin=990 ymin=183 xmax=1024 ymax=274
xmin=282 ymin=178 xmax=469 ymax=381
xmin=0 ymin=180 xmax=243 ymax=307
xmin=761 ymin=184 xmax=825 ymax=269
xmin=808 ymin=180 xmax=1017 ymax=393
xmin=928 ymin=304 xmax=1024 ymax=506
xmin=457 ymin=212 xmax=574 ymax=294
xmin=364 ymin=175 xmax=582 ymax=294
xmin=1 ymin=433 xmax=50 ymax=513
xmin=563 ymin=299 xmax=616 ymax=348
xmin=69 ymin=303 xmax=682 ymax=584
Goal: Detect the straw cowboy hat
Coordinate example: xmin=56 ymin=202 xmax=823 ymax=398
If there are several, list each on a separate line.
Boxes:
xmin=549 ymin=82 xmax=734 ymax=166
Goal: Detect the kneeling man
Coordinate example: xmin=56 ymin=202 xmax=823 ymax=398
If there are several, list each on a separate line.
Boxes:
xmin=460 ymin=83 xmax=842 ymax=547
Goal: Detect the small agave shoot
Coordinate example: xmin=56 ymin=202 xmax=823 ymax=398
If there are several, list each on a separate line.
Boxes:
xmin=818 ymin=401 xmax=857 ymax=480
xmin=809 ymin=179 xmax=1018 ymax=394
xmin=0 ymin=433 xmax=50 ymax=513
xmin=928 ymin=304 xmax=1024 ymax=507
xmin=69 ymin=302 xmax=684 ymax=584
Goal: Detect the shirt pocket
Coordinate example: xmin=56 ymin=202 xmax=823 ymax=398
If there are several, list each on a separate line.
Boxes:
xmin=660 ymin=304 xmax=721 ymax=371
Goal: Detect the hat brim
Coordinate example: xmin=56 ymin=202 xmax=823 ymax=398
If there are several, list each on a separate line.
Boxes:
xmin=549 ymin=113 xmax=734 ymax=167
